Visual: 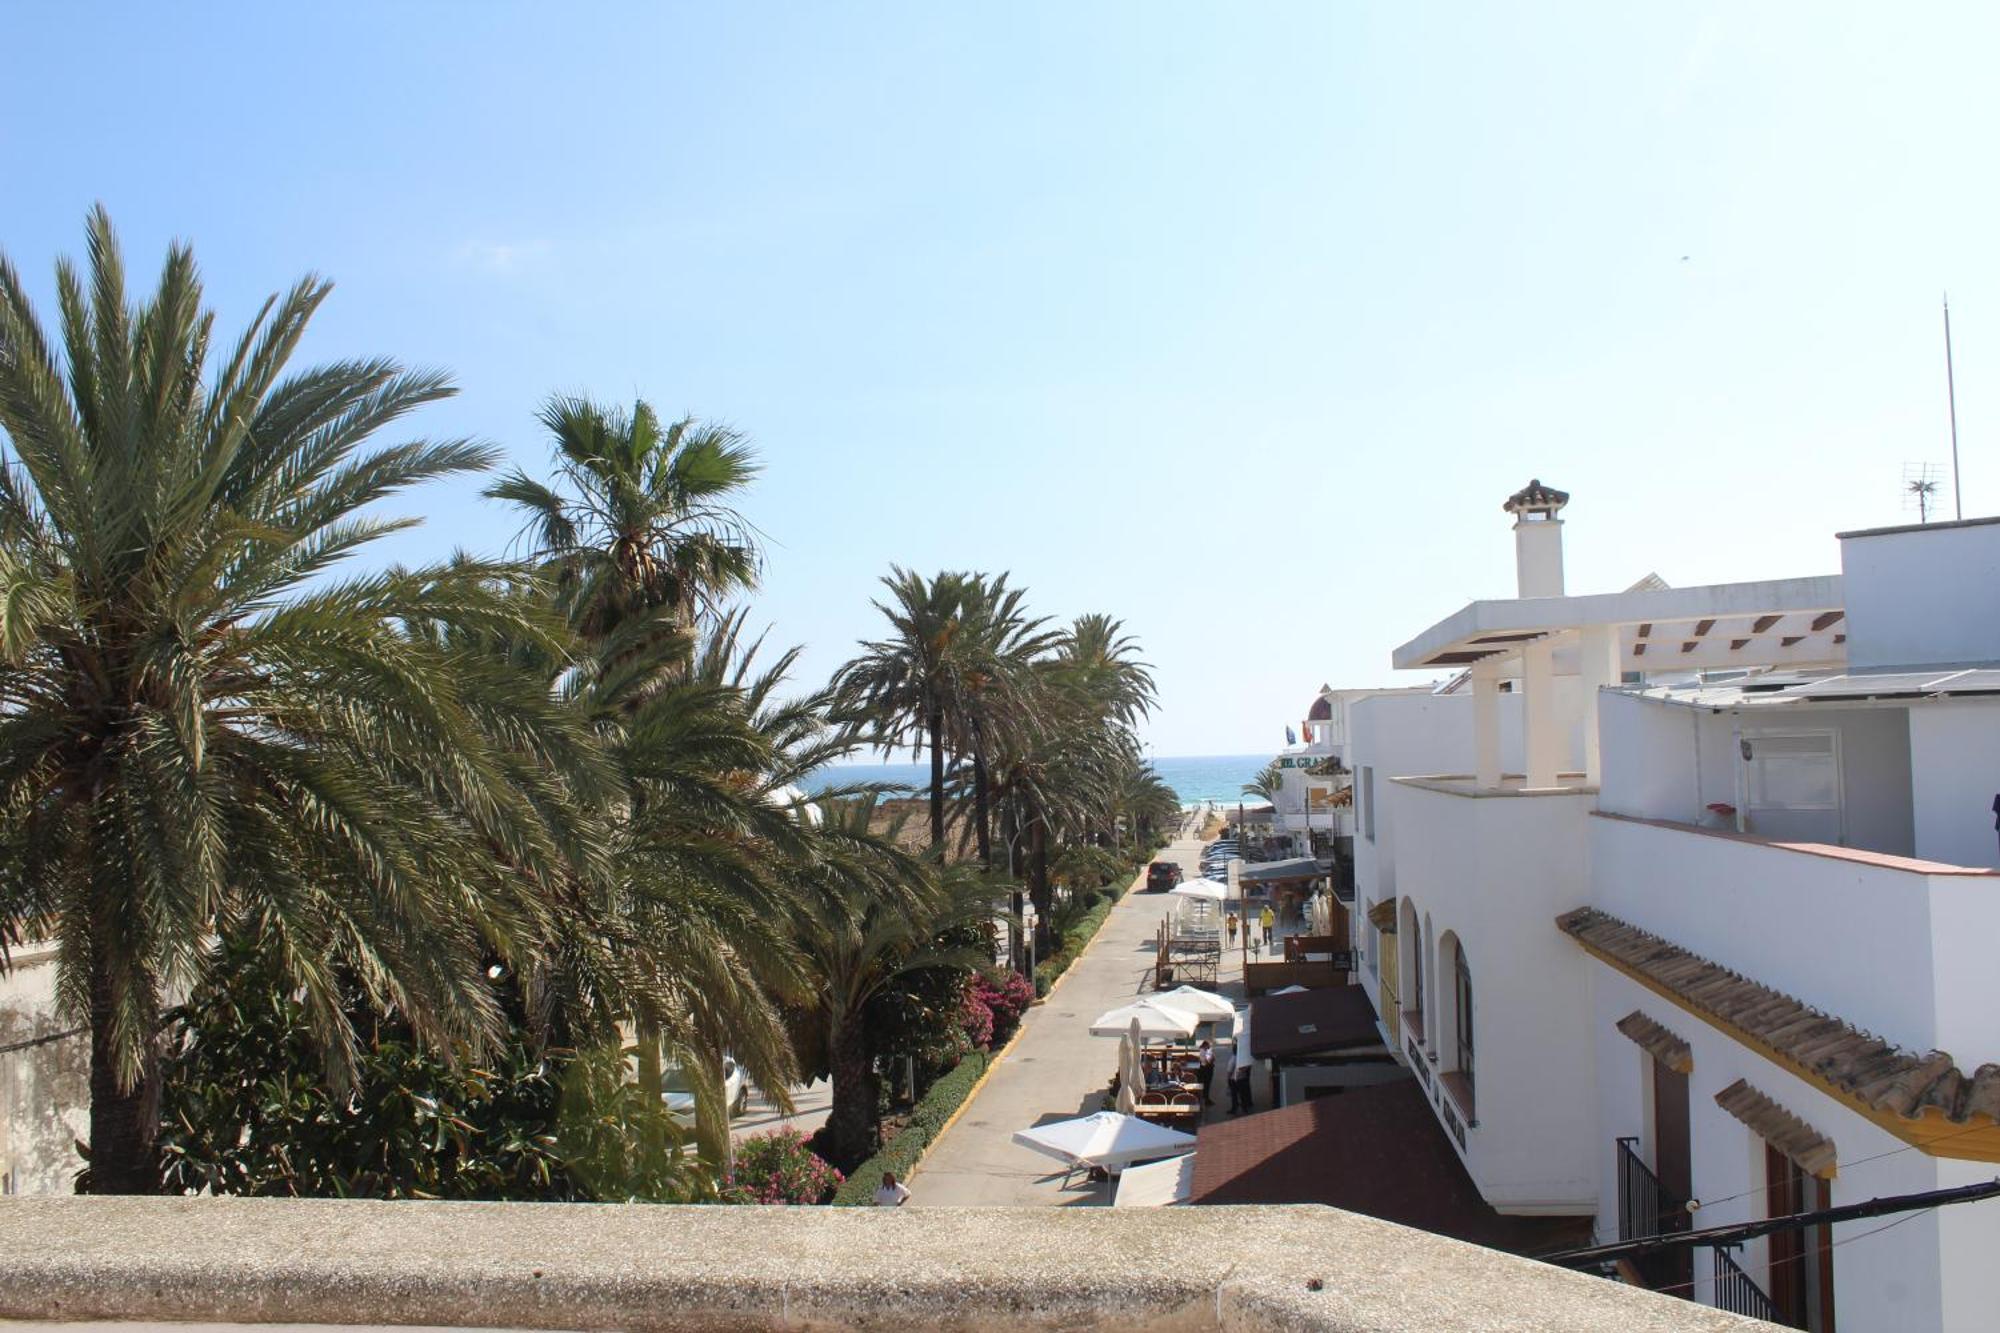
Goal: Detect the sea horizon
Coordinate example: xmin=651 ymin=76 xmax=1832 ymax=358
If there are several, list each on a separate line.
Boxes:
xmin=807 ymin=752 xmax=1275 ymax=808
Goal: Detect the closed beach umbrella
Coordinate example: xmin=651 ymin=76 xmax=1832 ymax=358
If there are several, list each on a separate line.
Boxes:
xmin=1116 ymin=1078 xmax=1138 ymax=1116
xmin=1113 ymin=1153 xmax=1197 ymax=1207
xmin=1090 ymin=1001 xmax=1200 ymax=1040
xmin=1154 ymin=985 xmax=1236 ymax=1023
xmin=1013 ymin=1112 xmax=1199 ymax=1172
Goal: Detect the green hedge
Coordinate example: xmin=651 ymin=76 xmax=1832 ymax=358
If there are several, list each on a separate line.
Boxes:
xmin=1034 ymin=898 xmax=1113 ymax=997
xmin=831 ymin=1049 xmax=989 ymax=1205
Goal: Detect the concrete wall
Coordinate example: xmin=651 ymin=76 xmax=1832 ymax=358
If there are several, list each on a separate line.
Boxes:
xmin=1587 ymin=966 xmax=1984 ymax=1332
xmin=0 ymin=950 xmax=88 ymax=1196
xmin=1600 ymin=692 xmax=1916 ymax=858
xmin=0 ymin=1195 xmax=1771 ymax=1332
xmin=1389 ymin=781 xmax=1597 ymax=1212
xmin=1840 ymin=520 xmax=2000 ymax=670
xmin=1591 ymin=815 xmax=2000 ymax=1061
xmin=1908 ymin=698 xmax=2000 ymax=870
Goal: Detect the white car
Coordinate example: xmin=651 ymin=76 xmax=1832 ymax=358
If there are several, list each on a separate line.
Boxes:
xmin=661 ymin=1055 xmax=749 ymax=1126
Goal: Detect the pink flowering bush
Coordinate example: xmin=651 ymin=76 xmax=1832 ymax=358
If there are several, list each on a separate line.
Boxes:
xmin=976 ymin=969 xmax=1035 ymax=1043
xmin=959 ymin=986 xmax=995 ymax=1050
xmin=722 ymin=1128 xmax=844 ymax=1205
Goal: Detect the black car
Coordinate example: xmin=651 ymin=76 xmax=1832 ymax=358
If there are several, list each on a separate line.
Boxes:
xmin=1145 ymin=861 xmax=1183 ymax=892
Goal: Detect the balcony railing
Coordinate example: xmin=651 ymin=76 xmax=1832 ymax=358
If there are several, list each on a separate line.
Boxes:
xmin=1615 ymin=1137 xmax=1691 ymax=1293
xmin=1710 ymin=1245 xmax=1777 ymax=1323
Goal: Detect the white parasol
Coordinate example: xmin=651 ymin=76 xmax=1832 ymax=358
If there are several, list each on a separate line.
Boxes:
xmin=1090 ymin=1001 xmax=1200 ymax=1040
xmin=1012 ymin=1112 xmax=1198 ymax=1172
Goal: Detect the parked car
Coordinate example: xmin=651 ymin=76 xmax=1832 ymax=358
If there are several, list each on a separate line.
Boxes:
xmin=661 ymin=1055 xmax=748 ymax=1127
xmin=1146 ymin=861 xmax=1183 ymax=892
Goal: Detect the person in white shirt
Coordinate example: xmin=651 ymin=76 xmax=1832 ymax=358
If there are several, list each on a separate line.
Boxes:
xmin=872 ymin=1170 xmax=911 ymax=1206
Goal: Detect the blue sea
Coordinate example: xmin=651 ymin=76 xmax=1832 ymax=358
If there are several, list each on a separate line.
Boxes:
xmin=806 ymin=753 xmax=1274 ymax=808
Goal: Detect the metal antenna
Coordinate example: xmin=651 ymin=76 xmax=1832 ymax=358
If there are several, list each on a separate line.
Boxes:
xmin=1903 ymin=462 xmax=1943 ymax=523
xmin=1945 ymin=294 xmax=1963 ymax=520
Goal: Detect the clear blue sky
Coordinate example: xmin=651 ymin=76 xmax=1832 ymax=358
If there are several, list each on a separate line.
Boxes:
xmin=5 ymin=4 xmax=1997 ymax=755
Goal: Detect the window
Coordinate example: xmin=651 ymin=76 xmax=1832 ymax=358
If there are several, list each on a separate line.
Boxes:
xmin=1453 ymin=948 xmax=1474 ymax=1093
xmin=1409 ymin=927 xmax=1425 ymax=1034
xmin=1360 ymin=766 xmax=1376 ymax=841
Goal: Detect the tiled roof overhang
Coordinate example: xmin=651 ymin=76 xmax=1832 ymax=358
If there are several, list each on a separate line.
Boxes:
xmin=1614 ymin=1011 xmax=1692 ymax=1074
xmin=1558 ymin=906 xmax=2000 ymax=1163
xmin=1366 ymin=897 xmax=1398 ymax=931
xmin=1715 ymin=1078 xmax=1839 ymax=1179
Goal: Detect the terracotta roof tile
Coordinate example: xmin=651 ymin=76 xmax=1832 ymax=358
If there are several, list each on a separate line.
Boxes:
xmin=1613 ymin=1011 xmax=1692 ymax=1074
xmin=1557 ymin=907 xmax=2000 ymax=1128
xmin=1715 ymin=1079 xmax=1838 ymax=1179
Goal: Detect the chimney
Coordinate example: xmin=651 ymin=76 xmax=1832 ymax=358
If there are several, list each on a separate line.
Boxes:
xmin=1502 ymin=479 xmax=1569 ymax=598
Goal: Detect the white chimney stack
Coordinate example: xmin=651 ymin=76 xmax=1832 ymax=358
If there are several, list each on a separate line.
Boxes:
xmin=1503 ymin=479 xmax=1569 ymax=598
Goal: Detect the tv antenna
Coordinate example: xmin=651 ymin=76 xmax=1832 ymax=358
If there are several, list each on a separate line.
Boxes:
xmin=1944 ymin=295 xmax=1963 ymax=520
xmin=1903 ymin=463 xmax=1944 ymax=523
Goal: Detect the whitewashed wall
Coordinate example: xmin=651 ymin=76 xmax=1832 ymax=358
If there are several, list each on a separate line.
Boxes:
xmin=1908 ymin=699 xmax=2000 ymax=870
xmin=1390 ymin=780 xmax=1596 ymax=1212
xmin=0 ymin=950 xmax=88 ymax=1196
xmin=1840 ymin=520 xmax=2000 ymax=672
xmin=1587 ymin=966 xmax=1978 ymax=1332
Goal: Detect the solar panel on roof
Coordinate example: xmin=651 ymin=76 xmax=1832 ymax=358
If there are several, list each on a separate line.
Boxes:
xmin=1932 ymin=669 xmax=2000 ymax=694
xmin=1785 ymin=672 xmax=1960 ymax=699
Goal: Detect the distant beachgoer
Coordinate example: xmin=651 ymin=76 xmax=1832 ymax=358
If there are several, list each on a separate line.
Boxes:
xmin=1196 ymin=1039 xmax=1216 ymax=1106
xmin=1225 ymin=913 xmax=1238 ymax=944
xmin=1259 ymin=906 xmax=1275 ymax=947
xmin=873 ymin=1170 xmax=911 ymax=1206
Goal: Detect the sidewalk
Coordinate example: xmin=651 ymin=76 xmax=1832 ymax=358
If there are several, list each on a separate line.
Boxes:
xmin=910 ymin=827 xmax=1243 ymax=1206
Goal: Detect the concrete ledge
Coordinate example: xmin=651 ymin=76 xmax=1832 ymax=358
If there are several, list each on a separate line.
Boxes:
xmin=0 ymin=1197 xmax=1764 ymax=1331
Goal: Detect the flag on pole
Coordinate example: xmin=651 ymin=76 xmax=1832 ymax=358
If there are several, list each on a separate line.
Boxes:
xmin=1285 ymin=725 xmax=1297 ymax=746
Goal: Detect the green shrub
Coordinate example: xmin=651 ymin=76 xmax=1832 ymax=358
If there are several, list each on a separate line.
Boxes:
xmin=831 ymin=1050 xmax=988 ymax=1205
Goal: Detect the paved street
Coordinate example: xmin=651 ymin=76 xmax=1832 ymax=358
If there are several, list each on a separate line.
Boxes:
xmin=911 ymin=819 xmax=1251 ymax=1206
xmin=732 ymin=1080 xmax=832 ymax=1144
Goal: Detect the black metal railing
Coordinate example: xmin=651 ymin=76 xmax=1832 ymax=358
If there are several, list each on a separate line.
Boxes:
xmin=1615 ymin=1137 xmax=1686 ymax=1241
xmin=1710 ymin=1246 xmax=1777 ymax=1322
xmin=1616 ymin=1137 xmax=1692 ymax=1293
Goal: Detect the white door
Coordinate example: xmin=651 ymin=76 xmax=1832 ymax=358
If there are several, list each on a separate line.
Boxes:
xmin=1741 ymin=732 xmax=1843 ymax=845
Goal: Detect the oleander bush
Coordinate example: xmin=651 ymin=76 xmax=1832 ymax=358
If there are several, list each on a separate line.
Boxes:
xmin=723 ymin=1128 xmax=844 ymax=1205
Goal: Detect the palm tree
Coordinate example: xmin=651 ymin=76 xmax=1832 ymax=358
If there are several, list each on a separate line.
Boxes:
xmin=952 ymin=574 xmax=1058 ymax=867
xmin=831 ymin=568 xmax=975 ymax=851
xmin=1242 ymin=759 xmax=1284 ymax=804
xmin=0 ymin=208 xmax=614 ymax=1191
xmin=784 ymin=795 xmax=990 ymax=1169
xmin=487 ymin=396 xmax=761 ymax=639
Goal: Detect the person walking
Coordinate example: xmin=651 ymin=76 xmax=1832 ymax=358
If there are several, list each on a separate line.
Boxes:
xmin=1196 ymin=1039 xmax=1216 ymax=1106
xmin=873 ymin=1170 xmax=912 ymax=1206
xmin=1258 ymin=905 xmax=1275 ymax=947
xmin=1227 ymin=1046 xmax=1255 ymax=1115
xmin=1225 ymin=912 xmax=1238 ymax=945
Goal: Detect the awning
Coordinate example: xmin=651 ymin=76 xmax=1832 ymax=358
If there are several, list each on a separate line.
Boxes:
xmin=1366 ymin=897 xmax=1398 ymax=932
xmin=1112 ymin=1153 xmax=1196 ymax=1207
xmin=1013 ymin=1112 xmax=1197 ymax=1171
xmin=1715 ymin=1079 xmax=1838 ymax=1179
xmin=1237 ymin=857 xmax=1325 ymax=884
xmin=1189 ymin=1083 xmax=1591 ymax=1255
xmin=1614 ymin=1011 xmax=1692 ymax=1075
xmin=1247 ymin=985 xmax=1381 ymax=1060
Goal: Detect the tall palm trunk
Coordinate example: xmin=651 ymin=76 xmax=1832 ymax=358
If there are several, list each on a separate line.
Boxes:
xmin=926 ymin=706 xmax=946 ymax=851
xmin=1029 ymin=818 xmax=1054 ymax=959
xmin=971 ymin=726 xmax=992 ymax=867
xmin=1000 ymin=800 xmax=1027 ymax=977
xmin=825 ymin=1013 xmax=877 ymax=1172
xmin=86 ymin=947 xmax=159 ymax=1194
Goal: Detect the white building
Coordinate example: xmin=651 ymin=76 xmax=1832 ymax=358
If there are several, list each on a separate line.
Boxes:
xmin=1346 ymin=481 xmax=2000 ymax=1331
xmin=0 ymin=946 xmax=87 ymax=1195
xmin=1269 ymin=685 xmax=1432 ymax=862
